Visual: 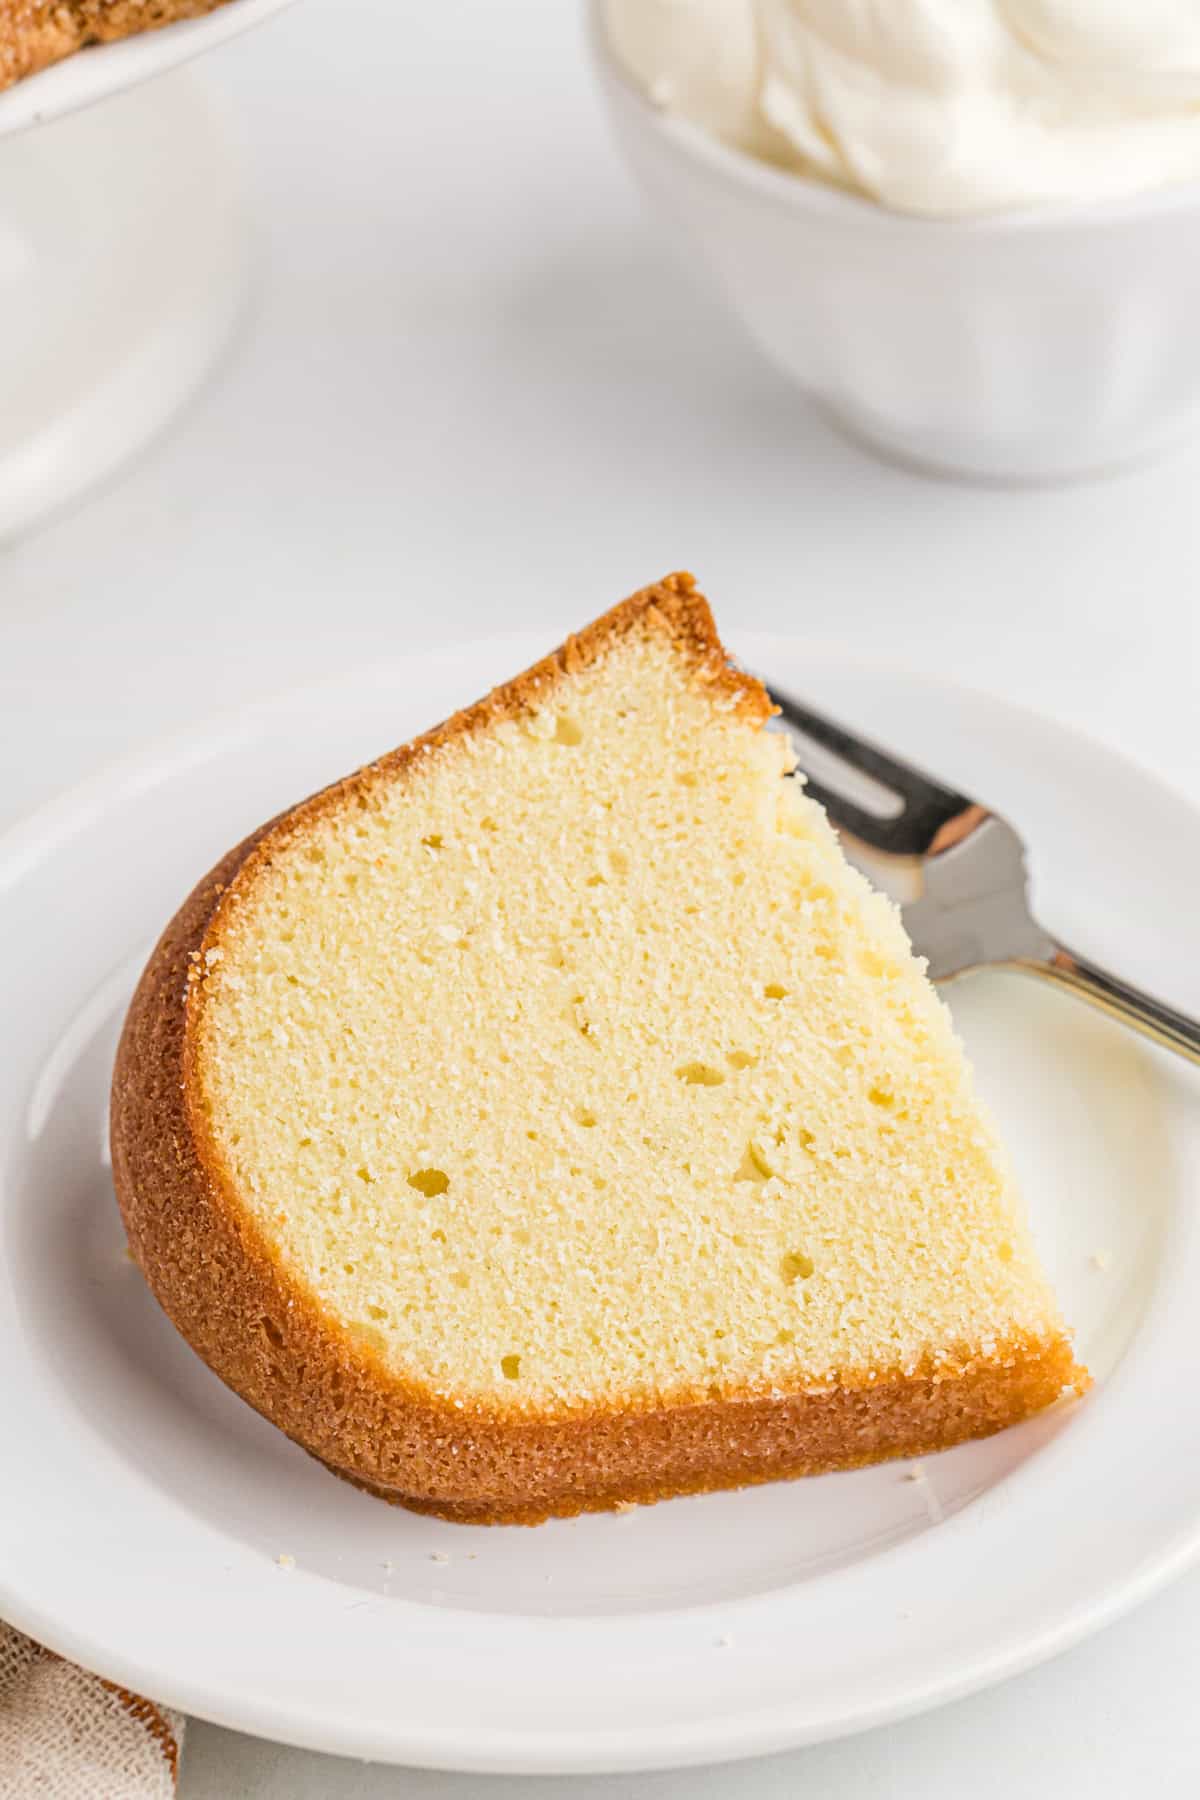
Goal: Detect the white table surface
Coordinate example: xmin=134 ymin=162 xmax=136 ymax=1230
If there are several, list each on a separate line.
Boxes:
xmin=3 ymin=0 xmax=1200 ymax=1791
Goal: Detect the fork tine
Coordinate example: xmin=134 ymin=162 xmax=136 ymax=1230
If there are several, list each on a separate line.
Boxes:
xmin=791 ymin=776 xmax=908 ymax=853
xmin=766 ymin=688 xmax=960 ymax=806
xmin=765 ymin=685 xmax=974 ymax=857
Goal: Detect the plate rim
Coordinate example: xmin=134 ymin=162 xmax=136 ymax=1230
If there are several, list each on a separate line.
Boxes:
xmin=0 ymin=0 xmax=300 ymax=139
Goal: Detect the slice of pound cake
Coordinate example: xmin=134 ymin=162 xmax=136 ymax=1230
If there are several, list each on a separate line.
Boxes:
xmin=111 ymin=574 xmax=1086 ymax=1523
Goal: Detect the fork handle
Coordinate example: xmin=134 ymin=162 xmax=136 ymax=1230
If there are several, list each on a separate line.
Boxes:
xmin=1016 ymin=944 xmax=1200 ymax=1068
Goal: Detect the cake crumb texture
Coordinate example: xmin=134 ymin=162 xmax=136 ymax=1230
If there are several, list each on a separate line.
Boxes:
xmin=111 ymin=573 xmax=1086 ymax=1523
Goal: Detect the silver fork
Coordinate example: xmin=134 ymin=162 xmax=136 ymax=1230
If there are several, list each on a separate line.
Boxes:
xmin=768 ymin=687 xmax=1200 ymax=1067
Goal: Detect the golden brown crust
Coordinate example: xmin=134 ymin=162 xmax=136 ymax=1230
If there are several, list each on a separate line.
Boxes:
xmin=0 ymin=0 xmax=230 ymax=91
xmin=111 ymin=574 xmax=1086 ymax=1525
xmin=325 ymin=1330 xmax=1081 ymax=1524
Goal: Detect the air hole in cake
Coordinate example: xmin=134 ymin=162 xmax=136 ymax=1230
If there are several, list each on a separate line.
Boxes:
xmin=586 ymin=873 xmax=606 ymax=887
xmin=501 ymin=1354 xmax=522 ymax=1380
xmin=609 ymin=848 xmax=629 ymax=875
xmin=480 ymin=816 xmax=498 ymax=833
xmin=776 ymin=1328 xmax=795 ymax=1346
xmin=868 ymin=1086 xmax=895 ymax=1109
xmin=727 ymin=1050 xmax=757 ymax=1070
xmin=408 ymin=1168 xmax=449 ymax=1197
xmin=366 ymin=1305 xmax=388 ymax=1322
xmin=431 ymin=1228 xmax=447 ymax=1244
xmin=764 ymin=983 xmax=789 ymax=1000
xmin=734 ymin=1143 xmax=774 ymax=1183
xmin=575 ymin=1107 xmax=598 ymax=1128
xmin=261 ymin=1317 xmax=284 ymax=1349
xmin=421 ymin=834 xmax=444 ymax=850
xmin=305 ymin=847 xmax=326 ymax=865
xmin=554 ymin=714 xmax=583 ymax=746
xmin=356 ymin=1165 xmax=373 ymax=1184
xmin=780 ymin=1250 xmax=814 ymax=1284
xmin=676 ymin=1062 xmax=725 ymax=1087
xmin=997 ymin=1242 xmax=1014 ymax=1263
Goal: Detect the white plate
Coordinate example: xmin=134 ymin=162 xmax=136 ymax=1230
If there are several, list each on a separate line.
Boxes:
xmin=0 ymin=0 xmax=298 ymax=137
xmin=2 ymin=635 xmax=1199 ymax=1775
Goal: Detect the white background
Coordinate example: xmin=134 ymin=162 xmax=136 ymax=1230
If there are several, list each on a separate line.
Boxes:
xmin=3 ymin=0 xmax=1199 ymax=1792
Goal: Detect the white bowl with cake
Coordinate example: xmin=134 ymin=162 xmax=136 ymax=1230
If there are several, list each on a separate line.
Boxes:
xmin=0 ymin=0 xmax=299 ymax=542
xmin=0 ymin=0 xmax=297 ymax=130
xmin=589 ymin=0 xmax=1200 ymax=483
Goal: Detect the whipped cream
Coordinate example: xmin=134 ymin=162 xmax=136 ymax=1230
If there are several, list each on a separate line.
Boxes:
xmin=605 ymin=0 xmax=1200 ymax=216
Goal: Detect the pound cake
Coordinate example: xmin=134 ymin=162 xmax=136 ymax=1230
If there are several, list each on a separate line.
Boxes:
xmin=111 ymin=573 xmax=1085 ymax=1523
xmin=1 ymin=0 xmax=231 ymax=91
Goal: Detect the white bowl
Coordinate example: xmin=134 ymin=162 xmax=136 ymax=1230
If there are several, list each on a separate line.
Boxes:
xmin=588 ymin=2 xmax=1200 ymax=484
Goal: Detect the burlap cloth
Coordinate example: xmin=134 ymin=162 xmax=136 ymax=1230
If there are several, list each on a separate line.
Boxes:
xmin=0 ymin=1623 xmax=183 ymax=1797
